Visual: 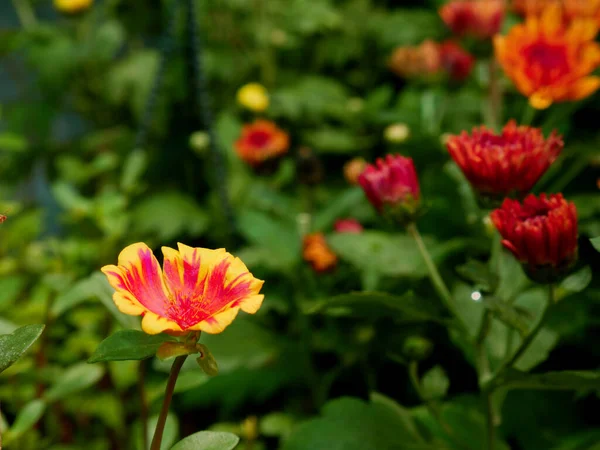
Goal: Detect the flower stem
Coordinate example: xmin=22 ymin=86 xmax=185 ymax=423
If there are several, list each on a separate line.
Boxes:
xmin=520 ymin=103 xmax=536 ymax=126
xmin=407 ymin=223 xmax=468 ymax=334
xmin=488 ymin=285 xmax=554 ymax=387
xmin=486 ymin=58 xmax=502 ymax=131
xmin=150 ymin=355 xmax=187 ymax=450
xmin=485 ymin=393 xmax=495 ymax=450
xmin=139 ymin=360 xmax=149 ymax=450
xmin=408 ymin=362 xmax=474 ymax=450
xmin=10 ymin=0 xmax=37 ymax=30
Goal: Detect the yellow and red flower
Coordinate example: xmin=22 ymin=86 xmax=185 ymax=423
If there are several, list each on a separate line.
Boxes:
xmin=494 ymin=4 xmax=600 ymax=109
xmin=234 ymin=120 xmax=289 ymax=167
xmin=446 ymin=120 xmax=563 ymax=197
xmin=101 ymin=243 xmax=264 ymax=335
xmin=491 ymin=193 xmax=578 ymax=282
xmin=303 ymin=233 xmax=337 ymax=273
xmin=440 ymin=0 xmax=505 ymax=39
xmin=334 ymin=218 xmax=363 ymax=234
xmin=358 ymin=154 xmax=421 ymax=225
xmin=54 ymin=0 xmax=93 ymax=14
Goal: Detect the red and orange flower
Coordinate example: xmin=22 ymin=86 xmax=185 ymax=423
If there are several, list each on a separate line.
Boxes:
xmin=440 ymin=0 xmax=505 ymax=39
xmin=491 ymin=193 xmax=578 ymax=282
xmin=358 ymin=154 xmax=421 ymax=225
xmin=494 ymin=4 xmax=600 ymax=109
xmin=102 ymin=243 xmax=264 ymax=335
xmin=303 ymin=233 xmax=337 ymax=273
xmin=234 ymin=120 xmax=289 ymax=167
xmin=512 ymin=0 xmax=600 ymax=25
xmin=446 ymin=120 xmax=563 ymax=197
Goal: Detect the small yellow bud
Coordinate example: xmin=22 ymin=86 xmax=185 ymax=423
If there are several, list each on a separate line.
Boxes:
xmin=54 ymin=0 xmax=93 ymax=14
xmin=189 ymin=131 xmax=210 ymax=155
xmin=384 ymin=123 xmax=410 ymax=143
xmin=236 ymin=83 xmax=269 ymax=113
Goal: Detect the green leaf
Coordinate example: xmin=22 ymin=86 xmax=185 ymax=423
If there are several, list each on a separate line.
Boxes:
xmin=120 ymin=149 xmax=148 ymax=193
xmin=131 ymin=191 xmax=209 ymax=242
xmin=312 ymin=187 xmax=366 ymax=231
xmin=135 ymin=413 xmax=179 ymax=450
xmin=421 ymin=366 xmax=450 ymax=400
xmin=283 ymin=393 xmax=433 ymax=450
xmin=89 ymin=330 xmax=176 ymax=363
xmin=492 ymin=369 xmax=600 ymax=391
xmin=455 ymin=259 xmax=498 ymax=293
xmin=0 ymin=131 xmax=28 ymax=152
xmin=590 ymin=237 xmax=600 ymax=253
xmin=5 ymin=399 xmax=46 ymax=441
xmin=304 ymin=128 xmax=372 ymax=154
xmin=328 ymin=231 xmax=465 ymax=279
xmin=481 ymin=296 xmax=531 ymax=337
xmin=44 ymin=363 xmax=104 ymax=402
xmin=0 ymin=324 xmax=45 ymax=373
xmin=157 ymin=342 xmax=195 ymax=361
xmin=171 ymin=431 xmax=240 ymax=450
xmin=306 ymin=291 xmax=443 ymax=324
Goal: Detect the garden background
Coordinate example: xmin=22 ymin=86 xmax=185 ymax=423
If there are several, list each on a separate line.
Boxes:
xmin=1 ymin=0 xmax=600 ymax=449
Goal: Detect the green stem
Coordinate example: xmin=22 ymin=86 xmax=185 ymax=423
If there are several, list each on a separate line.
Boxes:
xmin=408 ymin=362 xmax=474 ymax=450
xmin=407 ymin=223 xmax=468 ymax=334
xmin=485 ymin=393 xmax=495 ymax=450
xmin=486 ymin=58 xmax=502 ymax=131
xmin=139 ymin=361 xmax=149 ymax=450
xmin=520 ymin=103 xmax=536 ymax=126
xmin=150 ymin=356 xmax=187 ymax=450
xmin=10 ymin=0 xmax=36 ymax=29
xmin=489 ymin=285 xmax=554 ymax=385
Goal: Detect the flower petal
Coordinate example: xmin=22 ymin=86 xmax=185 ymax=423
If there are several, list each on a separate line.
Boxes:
xmin=193 ymin=306 xmax=242 ymax=334
xmin=102 ymin=243 xmax=170 ymax=317
xmin=141 ymin=311 xmax=183 ymax=335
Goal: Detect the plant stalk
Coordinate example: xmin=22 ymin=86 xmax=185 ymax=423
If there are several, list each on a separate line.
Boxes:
xmin=407 ymin=222 xmax=468 ymax=334
xmin=150 ymin=355 xmax=187 ymax=450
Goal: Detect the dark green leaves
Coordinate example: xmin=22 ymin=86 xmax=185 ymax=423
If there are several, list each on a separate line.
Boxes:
xmin=88 ymin=330 xmax=175 ymax=363
xmin=589 ymin=237 xmax=600 ymax=252
xmin=491 ymin=369 xmax=600 ymax=392
xmin=283 ymin=393 xmax=435 ymax=450
xmin=171 ymin=431 xmax=240 ymax=450
xmin=0 ymin=324 xmax=45 ymax=373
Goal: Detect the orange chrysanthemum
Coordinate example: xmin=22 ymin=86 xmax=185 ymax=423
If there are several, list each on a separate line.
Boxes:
xmin=494 ymin=5 xmax=600 ymax=109
xmin=234 ymin=120 xmax=289 ymax=167
xmin=303 ymin=233 xmax=337 ymax=273
xmin=102 ymin=243 xmax=264 ymax=335
xmin=512 ymin=0 xmax=600 ymax=24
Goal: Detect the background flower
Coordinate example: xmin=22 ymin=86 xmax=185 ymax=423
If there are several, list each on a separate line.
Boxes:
xmin=236 ymin=83 xmax=270 ymax=112
xmin=102 ymin=243 xmax=264 ymax=335
xmin=234 ymin=120 xmax=289 ymax=167
xmin=446 ymin=120 xmax=563 ymax=197
xmin=495 ymin=4 xmax=600 ymax=109
xmin=440 ymin=0 xmax=505 ymax=39
xmin=303 ymin=233 xmax=337 ymax=272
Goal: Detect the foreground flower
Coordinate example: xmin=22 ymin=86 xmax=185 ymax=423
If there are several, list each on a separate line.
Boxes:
xmin=334 ymin=219 xmax=363 ymax=234
xmin=358 ymin=154 xmax=420 ymax=225
xmin=234 ymin=120 xmax=289 ymax=167
xmin=494 ymin=5 xmax=600 ymax=109
xmin=491 ymin=193 xmax=578 ymax=282
xmin=446 ymin=120 xmax=563 ymax=197
xmin=54 ymin=0 xmax=93 ymax=14
xmin=303 ymin=233 xmax=337 ymax=272
xmin=101 ymin=243 xmax=264 ymax=335
xmin=236 ymin=83 xmax=270 ymax=112
xmin=440 ymin=0 xmax=505 ymax=39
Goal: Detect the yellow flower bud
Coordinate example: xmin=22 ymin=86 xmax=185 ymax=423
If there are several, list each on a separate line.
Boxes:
xmin=54 ymin=0 xmax=93 ymax=14
xmin=236 ymin=83 xmax=269 ymax=113
xmin=384 ymin=123 xmax=410 ymax=143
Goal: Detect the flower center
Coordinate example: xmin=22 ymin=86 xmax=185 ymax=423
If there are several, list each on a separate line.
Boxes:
xmin=523 ymin=41 xmax=570 ymax=81
xmin=520 ymin=204 xmax=552 ymax=222
xmin=248 ymin=130 xmax=272 ymax=148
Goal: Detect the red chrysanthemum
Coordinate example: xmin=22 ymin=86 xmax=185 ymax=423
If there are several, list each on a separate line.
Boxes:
xmin=358 ymin=154 xmax=420 ymax=225
xmin=303 ymin=233 xmax=337 ymax=273
xmin=491 ymin=193 xmax=578 ymax=281
xmin=234 ymin=120 xmax=289 ymax=167
xmin=446 ymin=120 xmax=563 ymax=197
xmin=102 ymin=243 xmax=264 ymax=335
xmin=440 ymin=0 xmax=505 ymax=39
xmin=334 ymin=218 xmax=364 ymax=234
xmin=439 ymin=40 xmax=475 ymax=81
